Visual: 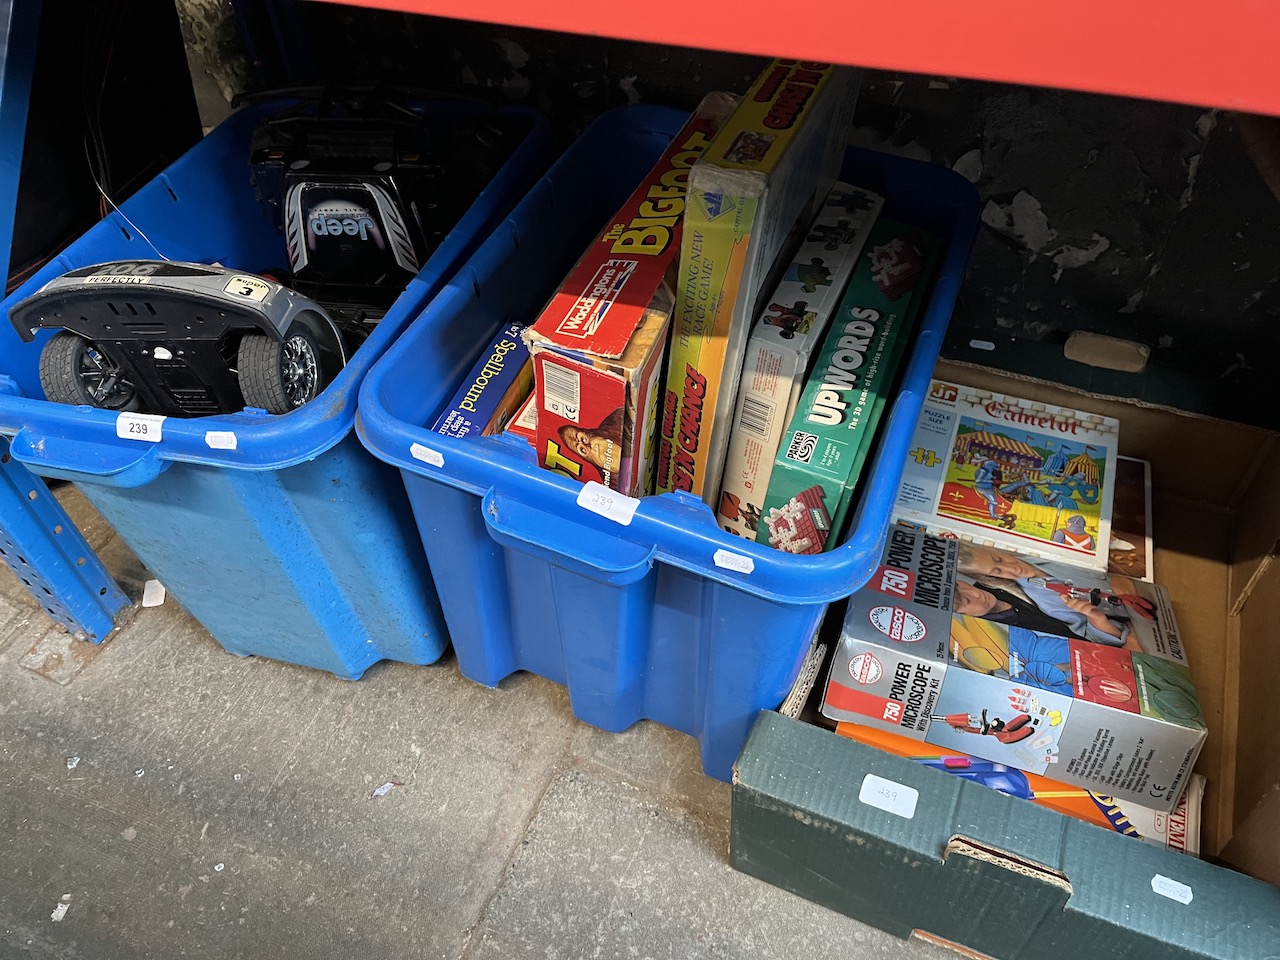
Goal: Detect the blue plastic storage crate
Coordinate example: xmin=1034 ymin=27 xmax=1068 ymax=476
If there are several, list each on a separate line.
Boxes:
xmin=0 ymin=97 xmax=553 ymax=678
xmin=357 ymin=105 xmax=980 ymax=777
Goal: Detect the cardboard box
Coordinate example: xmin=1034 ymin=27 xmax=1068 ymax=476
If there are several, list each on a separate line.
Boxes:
xmin=433 ymin=321 xmax=531 ymax=438
xmin=755 ymin=223 xmax=938 ymax=554
xmin=1111 ymin=455 xmax=1154 ymax=581
xmin=894 ymin=377 xmax=1120 ymax=574
xmin=731 ymin=359 xmax=1280 ymax=959
xmin=834 ymin=721 xmax=1205 ymax=855
xmin=525 ymin=94 xmax=735 ymax=495
xmin=505 ymin=391 xmax=537 ymax=446
xmin=821 ymin=526 xmax=1204 ymax=810
xmin=657 ymin=59 xmax=861 ymax=503
xmin=715 ymin=182 xmax=883 ymax=539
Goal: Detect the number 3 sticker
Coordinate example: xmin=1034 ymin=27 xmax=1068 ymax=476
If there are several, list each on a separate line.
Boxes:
xmin=223 ymin=275 xmax=270 ymax=303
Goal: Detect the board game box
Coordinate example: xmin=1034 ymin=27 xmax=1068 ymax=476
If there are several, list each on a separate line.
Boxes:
xmin=524 ymin=93 xmax=735 ymax=495
xmin=892 ymin=379 xmax=1120 ymax=573
xmin=754 ymin=221 xmax=938 ymax=554
xmin=433 ymin=321 xmax=531 ymax=438
xmin=714 ymin=182 xmax=883 ymax=539
xmin=657 ymin=58 xmax=862 ymax=504
xmin=1110 ymin=455 xmax=1154 ymax=581
xmin=821 ymin=525 xmax=1205 ymax=811
xmin=834 ymin=721 xmax=1204 ymax=856
xmin=505 ymin=391 xmax=537 ymax=446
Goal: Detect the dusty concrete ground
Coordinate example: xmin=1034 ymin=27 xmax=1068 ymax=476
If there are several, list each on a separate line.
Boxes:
xmin=0 ymin=486 xmax=951 ymax=960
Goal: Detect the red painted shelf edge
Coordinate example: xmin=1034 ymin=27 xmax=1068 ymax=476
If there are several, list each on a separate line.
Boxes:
xmin=325 ymin=0 xmax=1280 ymax=115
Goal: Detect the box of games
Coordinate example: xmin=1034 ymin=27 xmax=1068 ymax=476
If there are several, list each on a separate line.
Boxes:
xmin=834 ymin=721 xmax=1204 ymax=856
xmin=657 ymin=59 xmax=862 ymax=503
xmin=820 ymin=525 xmax=1205 ymax=811
xmin=505 ymin=391 xmax=537 ymax=446
xmin=433 ymin=322 xmax=531 ymax=438
xmin=1110 ymin=455 xmax=1154 ymax=581
xmin=715 ymin=182 xmax=882 ymax=539
xmin=524 ymin=93 xmax=735 ymax=494
xmin=892 ymin=378 xmax=1120 ymax=573
xmin=755 ymin=221 xmax=938 ymax=554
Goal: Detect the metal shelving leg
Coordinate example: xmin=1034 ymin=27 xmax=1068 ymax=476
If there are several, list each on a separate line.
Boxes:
xmin=0 ymin=438 xmax=131 ymax=641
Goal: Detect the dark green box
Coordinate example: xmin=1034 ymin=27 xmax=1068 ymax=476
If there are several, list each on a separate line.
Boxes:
xmin=731 ymin=712 xmax=1280 ymax=960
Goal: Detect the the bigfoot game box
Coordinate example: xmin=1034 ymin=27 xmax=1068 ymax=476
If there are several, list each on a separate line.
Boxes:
xmin=820 ymin=525 xmax=1205 ymax=811
xmin=523 ymin=93 xmax=735 ymax=495
xmin=893 ymin=379 xmax=1120 ymax=574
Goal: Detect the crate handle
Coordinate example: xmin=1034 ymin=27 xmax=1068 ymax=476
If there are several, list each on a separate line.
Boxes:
xmin=9 ymin=426 xmax=168 ymax=488
xmin=480 ymin=486 xmax=656 ymax=585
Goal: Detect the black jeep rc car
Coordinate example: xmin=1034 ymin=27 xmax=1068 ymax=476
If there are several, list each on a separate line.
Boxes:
xmin=247 ymin=89 xmax=522 ymax=328
xmin=9 ymin=260 xmax=346 ymax=417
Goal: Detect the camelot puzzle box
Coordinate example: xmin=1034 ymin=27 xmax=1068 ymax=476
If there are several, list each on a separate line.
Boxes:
xmin=715 ymin=181 xmax=882 ymax=539
xmin=524 ymin=93 xmax=735 ymax=495
xmin=657 ymin=58 xmax=861 ymax=504
xmin=893 ymin=378 xmax=1120 ymax=574
xmin=821 ymin=525 xmax=1205 ymax=811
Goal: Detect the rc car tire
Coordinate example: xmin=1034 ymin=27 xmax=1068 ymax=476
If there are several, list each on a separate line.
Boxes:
xmin=237 ymin=323 xmax=323 ymax=414
xmin=38 ymin=332 xmax=140 ymax=411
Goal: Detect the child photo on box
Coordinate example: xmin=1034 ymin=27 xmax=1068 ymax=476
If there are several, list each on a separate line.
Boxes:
xmin=955 ymin=541 xmax=1131 ymax=648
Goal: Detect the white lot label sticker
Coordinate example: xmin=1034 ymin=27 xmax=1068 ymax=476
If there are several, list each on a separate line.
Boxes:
xmin=204 ymin=431 xmax=238 ymax=451
xmin=1151 ymin=874 xmax=1193 ymax=905
xmin=859 ymin=774 xmax=918 ymax=819
xmin=223 ymin=275 xmax=271 ymax=303
xmin=409 ymin=443 xmax=444 ymax=468
xmin=142 ymin=579 xmax=167 ymax=607
xmin=577 ymin=481 xmax=639 ymax=526
xmin=713 ymin=549 xmax=754 ymax=575
xmin=116 ymin=412 xmax=166 ymax=442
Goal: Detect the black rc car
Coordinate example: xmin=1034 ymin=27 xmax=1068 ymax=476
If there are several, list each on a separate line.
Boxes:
xmin=9 ymin=261 xmax=346 ymax=417
xmin=248 ymin=90 xmax=521 ymax=326
xmin=11 ymin=91 xmax=523 ymax=419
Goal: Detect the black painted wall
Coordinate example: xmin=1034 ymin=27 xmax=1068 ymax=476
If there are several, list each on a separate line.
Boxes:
xmin=234 ymin=1 xmax=1280 ymax=427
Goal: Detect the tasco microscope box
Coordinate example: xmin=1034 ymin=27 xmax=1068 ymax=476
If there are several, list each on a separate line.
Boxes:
xmin=821 ymin=525 xmax=1205 ymax=811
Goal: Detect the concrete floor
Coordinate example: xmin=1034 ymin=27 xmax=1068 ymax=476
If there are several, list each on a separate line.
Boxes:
xmin=0 ymin=487 xmax=952 ymax=960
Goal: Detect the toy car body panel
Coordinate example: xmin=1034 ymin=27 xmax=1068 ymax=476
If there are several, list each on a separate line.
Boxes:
xmin=9 ymin=260 xmax=345 ymax=418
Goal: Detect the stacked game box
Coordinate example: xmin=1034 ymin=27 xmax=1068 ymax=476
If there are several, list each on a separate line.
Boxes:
xmin=657 ymin=58 xmax=862 ymax=504
xmin=1110 ymin=455 xmax=1154 ymax=581
xmin=835 ymin=721 xmax=1205 ymax=855
xmin=433 ymin=322 xmax=532 ymax=438
xmin=893 ymin=379 xmax=1120 ymax=574
xmin=714 ymin=182 xmax=883 ymax=539
xmin=755 ymin=222 xmax=939 ymax=554
xmin=821 ymin=525 xmax=1205 ymax=811
xmin=523 ymin=93 xmax=736 ymax=495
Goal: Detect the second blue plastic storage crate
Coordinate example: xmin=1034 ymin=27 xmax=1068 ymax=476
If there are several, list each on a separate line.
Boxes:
xmin=358 ymin=105 xmax=980 ymax=777
xmin=0 ymin=97 xmax=552 ymax=678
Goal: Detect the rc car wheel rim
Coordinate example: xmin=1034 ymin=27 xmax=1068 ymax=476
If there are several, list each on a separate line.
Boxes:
xmin=79 ymin=344 xmax=136 ymax=408
xmin=281 ymin=333 xmax=318 ymax=407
